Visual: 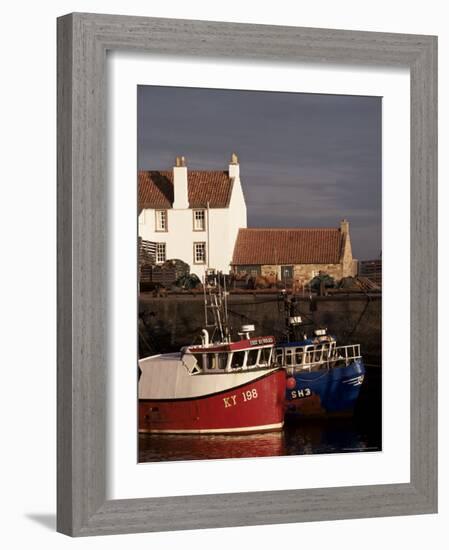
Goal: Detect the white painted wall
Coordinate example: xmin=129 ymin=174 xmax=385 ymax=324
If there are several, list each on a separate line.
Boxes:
xmin=226 ymin=174 xmax=247 ymax=265
xmin=139 ymin=169 xmax=247 ymax=274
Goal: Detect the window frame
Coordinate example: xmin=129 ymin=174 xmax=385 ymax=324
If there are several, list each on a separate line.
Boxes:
xmin=275 ymin=348 xmax=284 ymax=366
xmin=155 ymin=209 xmax=168 ymax=232
xmin=192 ymin=209 xmax=206 ymax=231
xmin=193 ymin=241 xmax=207 ymax=265
xmin=246 ymin=348 xmax=259 ymax=368
xmin=295 ymin=348 xmax=304 ymax=365
xmin=155 ymin=242 xmax=166 ymax=264
xmin=230 ymin=351 xmax=246 ymax=370
xmin=258 ymin=346 xmax=272 ymax=366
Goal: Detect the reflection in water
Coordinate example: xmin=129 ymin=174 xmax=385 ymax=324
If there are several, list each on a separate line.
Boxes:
xmin=139 ymin=416 xmax=381 ymax=463
xmin=139 ymin=430 xmax=286 ymax=462
xmin=283 ymin=416 xmax=381 ymax=456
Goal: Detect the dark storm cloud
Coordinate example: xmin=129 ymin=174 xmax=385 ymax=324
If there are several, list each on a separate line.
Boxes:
xmin=138 ymin=86 xmax=381 ymax=260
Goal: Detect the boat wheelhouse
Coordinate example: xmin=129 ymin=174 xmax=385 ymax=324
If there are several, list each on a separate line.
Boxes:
xmin=188 ymin=333 xmax=276 ymax=373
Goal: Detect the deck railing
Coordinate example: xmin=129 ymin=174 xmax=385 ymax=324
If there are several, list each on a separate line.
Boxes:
xmin=282 ymin=343 xmax=362 ymax=372
xmin=335 ymin=344 xmax=362 ymax=362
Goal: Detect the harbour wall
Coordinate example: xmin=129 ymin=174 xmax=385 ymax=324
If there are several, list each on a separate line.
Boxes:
xmin=139 ymin=293 xmax=381 ymax=363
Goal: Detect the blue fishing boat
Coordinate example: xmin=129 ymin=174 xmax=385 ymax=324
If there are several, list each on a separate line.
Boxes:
xmin=276 ymin=293 xmax=365 ymax=417
xmin=275 ymin=329 xmax=365 ymax=416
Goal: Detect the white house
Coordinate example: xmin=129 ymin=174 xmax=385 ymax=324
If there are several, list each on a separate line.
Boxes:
xmin=138 ymin=154 xmax=247 ymax=274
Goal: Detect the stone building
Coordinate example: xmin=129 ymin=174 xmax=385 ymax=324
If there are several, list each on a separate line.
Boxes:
xmin=138 ymin=154 xmax=247 ymax=273
xmin=231 ymin=220 xmax=357 ymax=285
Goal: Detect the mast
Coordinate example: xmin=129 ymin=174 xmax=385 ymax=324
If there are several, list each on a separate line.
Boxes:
xmin=281 ymin=291 xmax=303 ymax=342
xmin=223 ymin=273 xmax=230 ymax=341
xmin=203 ymin=276 xmax=208 ymax=329
xmin=202 ymin=270 xmax=231 ymax=344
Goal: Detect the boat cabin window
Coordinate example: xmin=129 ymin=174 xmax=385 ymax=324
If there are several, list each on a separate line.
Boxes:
xmin=303 ymin=346 xmax=313 ymax=365
xmin=246 ymin=348 xmax=259 ymax=367
xmin=285 ymin=348 xmax=294 ymax=366
xmin=282 ymin=347 xmax=304 ymax=366
xmin=295 ymin=348 xmax=304 ymax=365
xmin=259 ymin=347 xmax=272 ymax=366
xmin=313 ymin=345 xmax=323 ymax=363
xmin=275 ymin=349 xmax=284 ymax=365
xmin=230 ymin=351 xmax=245 ymax=369
xmin=209 ymin=353 xmax=228 ymax=370
xmin=191 ymin=352 xmax=228 ymax=371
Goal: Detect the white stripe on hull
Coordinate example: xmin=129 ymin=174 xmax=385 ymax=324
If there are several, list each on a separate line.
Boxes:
xmin=139 ymin=421 xmax=284 ymax=435
xmin=139 ymin=352 xmax=279 ymax=400
xmin=342 ymin=375 xmax=364 ymax=386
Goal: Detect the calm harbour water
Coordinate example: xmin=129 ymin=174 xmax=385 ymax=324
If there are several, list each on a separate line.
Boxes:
xmin=138 ymin=365 xmax=381 ymax=462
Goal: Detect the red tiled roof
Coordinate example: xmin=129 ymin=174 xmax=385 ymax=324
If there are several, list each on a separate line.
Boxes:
xmin=138 ymin=170 xmax=233 ymax=209
xmin=232 ymin=228 xmax=344 ymax=265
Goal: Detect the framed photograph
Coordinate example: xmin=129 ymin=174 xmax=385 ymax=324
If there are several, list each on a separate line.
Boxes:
xmin=57 ymin=13 xmax=437 ymax=536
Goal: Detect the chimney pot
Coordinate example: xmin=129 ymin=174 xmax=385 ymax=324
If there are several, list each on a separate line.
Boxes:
xmin=340 ymin=219 xmax=349 ymax=234
xmin=229 ymin=152 xmax=240 ymax=179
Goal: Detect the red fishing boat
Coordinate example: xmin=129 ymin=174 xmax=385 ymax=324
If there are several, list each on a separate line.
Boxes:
xmin=138 ymin=272 xmax=286 ymax=434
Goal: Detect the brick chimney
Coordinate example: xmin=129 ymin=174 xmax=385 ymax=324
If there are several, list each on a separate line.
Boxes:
xmin=340 ymin=219 xmax=349 ymax=234
xmin=228 ymin=152 xmax=240 ymax=179
xmin=173 ymin=156 xmax=189 ymax=209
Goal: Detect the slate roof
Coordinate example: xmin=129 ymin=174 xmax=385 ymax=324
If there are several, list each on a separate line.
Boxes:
xmin=138 ymin=170 xmax=234 ymax=209
xmin=232 ymin=228 xmax=344 ymax=265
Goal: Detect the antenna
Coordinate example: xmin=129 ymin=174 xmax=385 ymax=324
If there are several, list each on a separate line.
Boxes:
xmin=203 ymin=275 xmax=208 ymax=328
xmin=223 ymin=273 xmax=230 ymax=342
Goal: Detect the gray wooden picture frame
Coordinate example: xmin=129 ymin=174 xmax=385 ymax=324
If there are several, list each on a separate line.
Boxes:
xmin=57 ymin=12 xmax=438 ymax=537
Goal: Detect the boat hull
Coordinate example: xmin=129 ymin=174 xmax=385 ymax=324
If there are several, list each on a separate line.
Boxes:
xmin=139 ymin=369 xmax=286 ymax=434
xmin=285 ymin=359 xmax=365 ymax=417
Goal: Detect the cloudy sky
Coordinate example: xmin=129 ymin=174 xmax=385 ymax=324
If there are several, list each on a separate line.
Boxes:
xmin=138 ymin=86 xmax=381 ymax=260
